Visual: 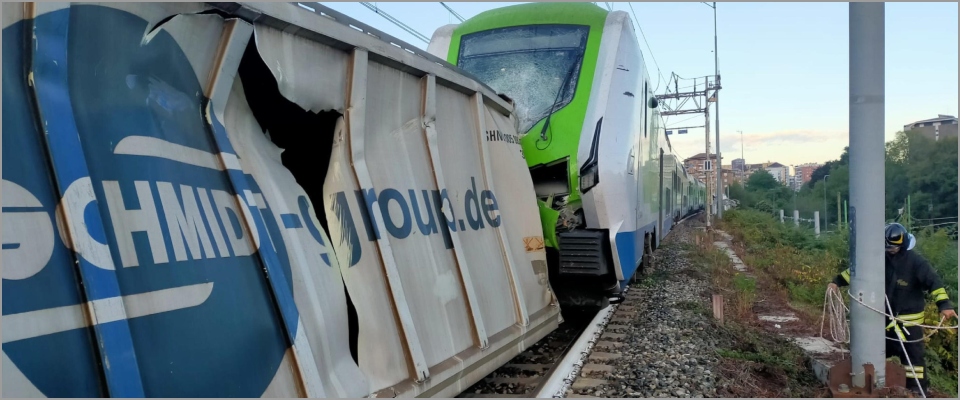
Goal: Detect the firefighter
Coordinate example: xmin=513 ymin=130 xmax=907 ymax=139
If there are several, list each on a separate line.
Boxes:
xmin=828 ymin=223 xmax=957 ymax=394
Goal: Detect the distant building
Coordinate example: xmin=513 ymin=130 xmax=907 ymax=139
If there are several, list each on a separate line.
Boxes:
xmin=721 ymin=168 xmax=737 ymax=187
xmin=732 ymin=158 xmax=745 ymax=170
xmin=742 ymin=163 xmax=766 ymax=181
xmin=786 ymin=173 xmax=803 ymax=191
xmin=904 ymin=114 xmax=958 ymax=142
xmin=683 ymin=153 xmax=722 ymax=185
xmin=765 ymin=162 xmax=789 ymax=184
xmin=795 ymin=163 xmax=821 ymax=185
xmin=731 ymin=159 xmax=755 ymax=183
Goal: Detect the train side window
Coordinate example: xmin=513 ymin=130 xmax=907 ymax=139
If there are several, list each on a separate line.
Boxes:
xmin=643 ymin=81 xmax=648 ymax=138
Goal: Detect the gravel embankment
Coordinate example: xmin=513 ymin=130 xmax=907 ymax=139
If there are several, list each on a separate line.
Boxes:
xmin=571 ymin=219 xmax=736 ymax=398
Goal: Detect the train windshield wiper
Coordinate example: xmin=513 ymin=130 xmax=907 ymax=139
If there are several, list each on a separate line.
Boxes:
xmin=539 ymin=51 xmax=584 ymax=142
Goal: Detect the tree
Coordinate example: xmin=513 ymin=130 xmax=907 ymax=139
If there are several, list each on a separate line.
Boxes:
xmin=904 ymin=132 xmax=957 ymax=220
xmin=804 ymin=146 xmax=849 ymax=191
xmin=746 ymin=169 xmax=779 ymax=191
xmin=807 ymin=161 xmax=834 ymax=190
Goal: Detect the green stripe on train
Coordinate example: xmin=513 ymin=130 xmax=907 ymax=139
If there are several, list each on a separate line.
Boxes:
xmin=446 ymin=2 xmax=609 ymax=208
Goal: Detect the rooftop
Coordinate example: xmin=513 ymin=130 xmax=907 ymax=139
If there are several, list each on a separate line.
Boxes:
xmin=906 ymin=114 xmax=958 ymax=126
xmin=684 ymin=153 xmax=721 ymax=162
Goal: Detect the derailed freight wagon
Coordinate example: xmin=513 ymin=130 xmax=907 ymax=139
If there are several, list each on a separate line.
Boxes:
xmin=2 ymin=2 xmax=559 ymax=397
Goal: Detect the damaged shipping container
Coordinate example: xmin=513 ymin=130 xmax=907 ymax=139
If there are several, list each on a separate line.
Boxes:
xmin=1 ymin=2 xmax=560 ymax=397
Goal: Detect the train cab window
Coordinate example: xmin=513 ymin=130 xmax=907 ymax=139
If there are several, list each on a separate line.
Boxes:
xmin=457 ymin=25 xmax=589 ymax=133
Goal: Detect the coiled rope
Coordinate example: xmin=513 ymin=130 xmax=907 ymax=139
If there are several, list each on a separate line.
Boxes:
xmin=818 ymin=286 xmax=960 ymax=398
xmin=820 ymin=285 xmax=850 ymax=343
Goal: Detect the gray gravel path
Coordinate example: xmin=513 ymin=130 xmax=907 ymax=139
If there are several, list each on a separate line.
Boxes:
xmin=569 ymin=219 xmax=739 ymax=398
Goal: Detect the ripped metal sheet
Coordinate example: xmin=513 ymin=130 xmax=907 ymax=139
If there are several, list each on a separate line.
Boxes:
xmin=3 ymin=2 xmax=558 ymax=398
xmin=253 ymin=24 xmax=348 ymax=113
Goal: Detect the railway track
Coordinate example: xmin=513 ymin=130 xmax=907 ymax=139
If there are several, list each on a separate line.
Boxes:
xmin=457 ymin=213 xmax=703 ymax=398
xmin=456 ymin=313 xmax=596 ymax=398
xmin=455 ymin=291 xmax=632 ymax=398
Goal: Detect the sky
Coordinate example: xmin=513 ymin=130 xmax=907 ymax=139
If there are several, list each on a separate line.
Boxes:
xmin=317 ymin=2 xmax=958 ymax=166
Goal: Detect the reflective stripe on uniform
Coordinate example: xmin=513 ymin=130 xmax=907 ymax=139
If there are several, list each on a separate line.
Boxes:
xmin=904 ymin=366 xmax=925 ymax=379
xmin=887 ymin=320 xmax=918 ymax=341
xmin=899 ymin=312 xmax=925 ymax=327
xmin=931 ymin=287 xmax=949 ymax=302
xmin=886 ymin=320 xmax=908 ymax=340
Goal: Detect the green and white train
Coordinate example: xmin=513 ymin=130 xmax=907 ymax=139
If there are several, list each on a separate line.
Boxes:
xmin=429 ymin=2 xmax=706 ymax=309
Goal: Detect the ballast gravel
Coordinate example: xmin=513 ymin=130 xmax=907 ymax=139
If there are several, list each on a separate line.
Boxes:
xmin=570 ymin=220 xmax=739 ymax=398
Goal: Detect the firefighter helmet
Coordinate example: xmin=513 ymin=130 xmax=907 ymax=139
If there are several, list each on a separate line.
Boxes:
xmin=885 ymin=223 xmax=909 ymax=250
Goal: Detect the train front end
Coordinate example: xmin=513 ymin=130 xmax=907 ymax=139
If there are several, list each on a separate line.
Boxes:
xmin=429 ymin=3 xmax=629 ymax=310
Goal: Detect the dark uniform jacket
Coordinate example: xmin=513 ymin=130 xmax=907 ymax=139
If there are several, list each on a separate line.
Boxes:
xmin=832 ymin=249 xmax=952 ymax=320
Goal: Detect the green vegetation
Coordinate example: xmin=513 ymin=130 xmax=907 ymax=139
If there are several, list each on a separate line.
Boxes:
xmin=681 ymin=231 xmax=822 ymax=397
xmin=725 ymin=129 xmax=958 ymax=395
xmin=730 ymin=130 xmax=958 ymax=233
xmin=718 ymin=208 xmax=958 ymax=396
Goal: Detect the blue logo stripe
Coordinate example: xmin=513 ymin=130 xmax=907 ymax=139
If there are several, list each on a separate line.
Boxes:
xmin=206 ymin=105 xmax=302 ymax=339
xmin=28 ymin=7 xmax=145 ymax=396
xmin=281 ymin=214 xmax=303 ymax=229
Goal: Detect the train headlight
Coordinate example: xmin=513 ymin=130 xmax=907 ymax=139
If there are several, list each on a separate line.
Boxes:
xmin=579 ymin=117 xmax=603 ymax=194
xmin=580 ymin=162 xmax=599 ymax=193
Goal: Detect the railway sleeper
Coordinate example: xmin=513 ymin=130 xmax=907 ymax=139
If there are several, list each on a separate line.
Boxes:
xmin=594 ymin=340 xmax=625 ymax=350
xmin=571 ymin=378 xmax=609 ymax=391
xmin=580 ymin=363 xmax=615 ymax=377
xmin=604 ymin=323 xmax=630 ymax=332
xmin=587 ymin=352 xmax=622 ymax=363
xmin=600 ymin=332 xmax=626 ymax=341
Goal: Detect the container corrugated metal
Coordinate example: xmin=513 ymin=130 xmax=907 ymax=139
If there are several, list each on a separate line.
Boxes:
xmin=1 ymin=2 xmax=560 ymax=397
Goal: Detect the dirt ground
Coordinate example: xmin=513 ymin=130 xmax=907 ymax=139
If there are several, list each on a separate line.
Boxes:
xmin=706 ymin=226 xmax=952 ymax=398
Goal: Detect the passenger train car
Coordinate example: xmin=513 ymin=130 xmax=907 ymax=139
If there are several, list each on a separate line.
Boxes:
xmin=429 ymin=2 xmax=706 ymax=309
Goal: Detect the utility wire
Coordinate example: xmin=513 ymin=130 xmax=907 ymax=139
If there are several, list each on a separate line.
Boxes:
xmin=439 ymin=2 xmax=465 ymax=22
xmin=360 ymin=2 xmax=430 ymax=43
xmin=913 ymin=216 xmax=958 ymax=222
xmin=604 ymin=2 xmax=613 ymax=11
xmin=912 ymin=222 xmax=958 ymax=230
xmin=626 ymin=2 xmax=667 ymax=93
xmin=666 ymin=114 xmax=701 ymax=128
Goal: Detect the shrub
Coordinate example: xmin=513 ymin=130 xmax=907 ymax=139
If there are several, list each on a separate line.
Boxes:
xmin=719 ymin=209 xmax=959 ymax=397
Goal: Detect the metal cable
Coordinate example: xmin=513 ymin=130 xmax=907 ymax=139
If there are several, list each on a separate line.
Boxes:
xmin=439 ymin=2 xmax=465 ymax=22
xmin=627 ymin=2 xmax=667 ymax=92
xmin=360 ymin=2 xmax=430 ymax=43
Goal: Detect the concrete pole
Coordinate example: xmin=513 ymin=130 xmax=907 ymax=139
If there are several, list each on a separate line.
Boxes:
xmin=849 ymin=1 xmax=886 ymax=389
xmin=714 ymin=3 xmax=722 ymax=220
xmin=793 ymin=210 xmax=799 ymax=227
xmin=715 ymin=92 xmax=722 ymax=219
xmin=837 ymin=192 xmax=842 ymax=231
xmin=780 ymin=209 xmax=784 ymax=223
xmin=814 ymin=211 xmax=820 ymax=237
xmin=705 ymin=99 xmax=712 ymax=228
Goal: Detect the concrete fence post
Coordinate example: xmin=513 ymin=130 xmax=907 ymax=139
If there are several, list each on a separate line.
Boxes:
xmin=814 ymin=211 xmax=821 ymax=237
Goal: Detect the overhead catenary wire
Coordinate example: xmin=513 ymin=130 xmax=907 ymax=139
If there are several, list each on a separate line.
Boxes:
xmin=360 ymin=2 xmax=430 ymax=43
xmin=665 ymin=114 xmax=702 ymax=128
xmin=626 ymin=2 xmax=668 ymax=93
xmin=439 ymin=2 xmax=465 ymax=22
